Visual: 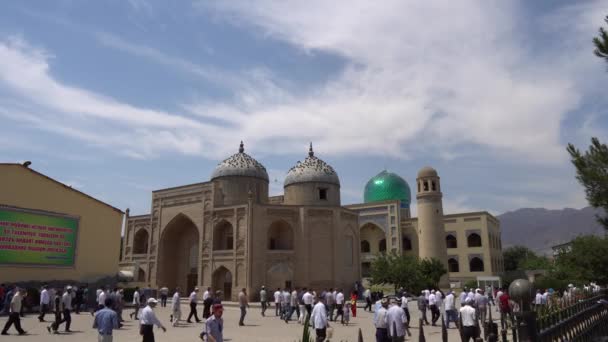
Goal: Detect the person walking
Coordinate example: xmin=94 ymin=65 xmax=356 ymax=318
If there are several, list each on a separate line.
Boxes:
xmin=170 ymin=288 xmax=181 ymax=327
xmin=444 ymin=290 xmax=457 ymax=329
xmin=59 ymin=286 xmax=74 ymax=332
xmin=417 ymin=291 xmax=429 ymax=325
xmin=202 ymin=304 xmax=223 ymax=342
xmin=285 ymin=287 xmax=298 ymax=322
xmin=280 ymin=288 xmax=290 ymax=319
xmin=310 ymin=298 xmax=329 ymax=342
xmin=297 ymin=288 xmax=306 ymax=325
xmin=38 ymin=285 xmax=50 ymax=322
xmin=238 ymin=288 xmax=249 ymax=326
xmin=325 ymin=288 xmax=335 ymax=321
xmin=273 ymin=288 xmax=282 ymax=317
xmin=1 ymin=288 xmax=27 ymax=335
xmin=387 ymin=299 xmax=407 ymax=341
xmin=374 ymin=298 xmax=389 ymax=342
xmin=303 ymin=288 xmax=314 ymax=319
xmin=203 ymin=291 xmax=213 ymax=319
xmin=160 ymin=287 xmax=169 ymax=308
xmin=459 ymin=288 xmax=468 ymax=308
xmin=459 ymin=299 xmax=479 ymax=341
xmin=334 ymin=289 xmax=345 ymax=323
xmin=93 ymin=298 xmax=119 ymax=342
xmin=47 ymin=289 xmax=63 ymax=334
xmin=429 ymin=290 xmax=439 ymax=326
xmin=187 ymin=288 xmax=202 ymax=323
xmin=400 ymin=292 xmax=410 ymax=326
xmin=476 ymin=289 xmax=489 ymax=324
xmin=259 ymin=286 xmax=267 ymax=317
xmin=350 ymin=290 xmax=357 ymax=318
xmin=130 ymin=287 xmax=142 ymax=320
xmin=140 ymin=298 xmax=166 ymax=342
xmin=363 ymin=288 xmax=372 ymax=312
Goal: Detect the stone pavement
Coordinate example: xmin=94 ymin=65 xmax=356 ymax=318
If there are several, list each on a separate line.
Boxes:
xmin=0 ymin=302 xmax=485 ymax=341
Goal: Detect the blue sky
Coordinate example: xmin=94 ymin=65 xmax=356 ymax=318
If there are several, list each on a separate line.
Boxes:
xmin=1 ymin=1 xmax=607 ymax=216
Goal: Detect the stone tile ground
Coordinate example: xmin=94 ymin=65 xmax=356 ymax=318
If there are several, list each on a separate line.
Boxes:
xmin=1 ymin=302 xmax=490 ymax=341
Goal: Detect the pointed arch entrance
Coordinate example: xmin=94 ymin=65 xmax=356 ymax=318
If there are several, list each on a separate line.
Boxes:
xmin=212 ymin=266 xmax=233 ymax=300
xmin=158 ymin=213 xmax=199 ymax=293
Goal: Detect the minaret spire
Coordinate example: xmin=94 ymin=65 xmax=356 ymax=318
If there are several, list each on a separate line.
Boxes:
xmin=239 ymin=141 xmax=244 ymax=153
xmin=308 ymin=142 xmax=314 ymax=157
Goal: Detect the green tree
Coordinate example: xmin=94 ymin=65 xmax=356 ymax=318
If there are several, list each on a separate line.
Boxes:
xmin=369 ymin=253 xmax=445 ymax=292
xmin=551 ymin=235 xmax=608 ymax=285
xmin=419 ymin=258 xmax=447 ymax=288
xmin=567 ymin=138 xmax=608 ymax=229
xmin=594 ymin=15 xmax=608 ymax=65
xmin=503 ymin=245 xmax=536 ymax=271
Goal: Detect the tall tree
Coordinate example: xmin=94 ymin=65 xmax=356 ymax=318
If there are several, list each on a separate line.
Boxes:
xmin=567 ymin=138 xmax=608 ymax=229
xmin=419 ymin=258 xmax=447 ymax=288
xmin=551 ymin=235 xmax=608 ymax=285
xmin=503 ymin=245 xmax=536 ymax=271
xmin=594 ymin=15 xmax=608 ymax=65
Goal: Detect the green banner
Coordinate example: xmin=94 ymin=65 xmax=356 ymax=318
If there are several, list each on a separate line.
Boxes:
xmin=0 ymin=207 xmax=78 ymax=266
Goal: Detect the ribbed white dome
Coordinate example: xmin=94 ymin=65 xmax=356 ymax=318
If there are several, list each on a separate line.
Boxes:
xmin=211 ymin=142 xmax=268 ymax=181
xmin=284 ymin=144 xmax=340 ymax=187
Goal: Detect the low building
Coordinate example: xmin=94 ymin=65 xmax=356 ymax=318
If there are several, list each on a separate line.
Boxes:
xmin=0 ymin=163 xmax=124 ymax=283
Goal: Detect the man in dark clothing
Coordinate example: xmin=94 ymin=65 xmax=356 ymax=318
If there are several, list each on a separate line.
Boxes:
xmin=47 ymin=290 xmax=63 ymax=334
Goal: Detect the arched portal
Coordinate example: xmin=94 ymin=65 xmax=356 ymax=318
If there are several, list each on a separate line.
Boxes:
xmin=138 ymin=268 xmax=146 ymax=282
xmin=213 ymin=220 xmax=234 ymax=250
xmin=212 ymin=266 xmax=233 ymax=300
xmin=446 ymin=234 xmax=457 ymax=248
xmin=359 ymin=223 xmax=386 ymax=254
xmin=448 ymin=258 xmax=459 ymax=273
xmin=158 ymin=214 xmax=199 ymax=293
xmin=468 ymin=233 xmax=482 ymax=247
xmin=267 ymin=220 xmax=293 ymax=250
xmin=470 ymin=257 xmax=484 ymax=272
xmin=133 ymin=229 xmax=149 ymax=254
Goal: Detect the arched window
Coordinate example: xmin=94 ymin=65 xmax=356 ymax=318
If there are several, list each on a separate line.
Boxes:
xmin=467 ymin=233 xmax=482 ymax=247
xmin=138 ymin=268 xmax=146 ymax=282
xmin=446 ymin=234 xmax=457 ymax=248
xmin=448 ymin=258 xmax=459 ymax=273
xmin=213 ymin=221 xmax=234 ymax=250
xmin=470 ymin=257 xmax=484 ymax=272
xmin=379 ymin=239 xmax=387 ymax=253
xmin=133 ymin=229 xmax=149 ymax=254
xmin=362 ymin=262 xmax=371 ymax=277
xmin=423 ymin=181 xmax=429 ymax=191
xmin=402 ymin=236 xmax=412 ymax=251
xmin=361 ymin=240 xmax=370 ymax=253
xmin=267 ymin=221 xmax=293 ymax=250
xmin=431 ymin=181 xmax=436 ymax=191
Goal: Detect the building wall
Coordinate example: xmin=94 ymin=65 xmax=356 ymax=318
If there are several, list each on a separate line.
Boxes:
xmin=283 ymin=182 xmax=340 ymax=206
xmin=0 ymin=164 xmax=123 ymax=283
xmin=213 ymin=176 xmax=268 ymax=206
xmin=443 ymin=212 xmax=503 ymax=283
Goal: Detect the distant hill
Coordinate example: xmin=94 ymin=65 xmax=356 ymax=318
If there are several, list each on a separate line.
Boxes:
xmin=497 ymin=207 xmax=605 ymax=255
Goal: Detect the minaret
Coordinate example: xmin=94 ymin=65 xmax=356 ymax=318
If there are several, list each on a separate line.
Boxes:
xmin=416 ymin=166 xmax=449 ymax=288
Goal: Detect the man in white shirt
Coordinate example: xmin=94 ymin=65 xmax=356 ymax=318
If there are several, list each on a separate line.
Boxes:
xmin=160 ymin=286 xmax=169 ymax=308
xmin=285 ymin=288 xmax=298 ymax=322
xmin=130 ymin=287 xmax=141 ymax=320
xmin=281 ymin=288 xmax=290 ymax=319
xmin=363 ymin=288 xmax=372 ymax=312
xmin=310 ymin=298 xmax=329 ymax=342
xmin=542 ymin=289 xmax=550 ymax=306
xmin=170 ymin=287 xmax=181 ymax=327
xmin=187 ymin=288 xmax=201 ymax=323
xmin=334 ymin=289 xmax=345 ymax=324
xmin=495 ymin=289 xmax=504 ymax=313
xmin=534 ymin=290 xmax=543 ymax=307
xmin=429 ymin=290 xmax=439 ymax=326
xmin=203 ymin=287 xmax=211 ymax=301
xmin=140 ymin=298 xmax=166 ymax=342
xmin=444 ymin=291 xmax=457 ymax=328
xmin=374 ymin=298 xmax=389 ymax=341
xmin=38 ymin=285 xmax=50 ymax=322
xmin=259 ymin=286 xmax=267 ymax=317
xmin=97 ymin=288 xmax=107 ymax=313
xmin=400 ymin=293 xmax=410 ymax=325
xmin=61 ymin=286 xmax=73 ymax=332
xmin=302 ymin=288 xmax=314 ymax=318
xmin=387 ymin=299 xmax=408 ymax=340
xmin=1 ymin=288 xmax=26 ymax=335
xmin=459 ymin=300 xmax=478 ymax=341
xmin=274 ymin=288 xmax=282 ymax=317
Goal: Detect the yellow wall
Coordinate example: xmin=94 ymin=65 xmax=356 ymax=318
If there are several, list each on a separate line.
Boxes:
xmin=0 ymin=164 xmax=123 ymax=283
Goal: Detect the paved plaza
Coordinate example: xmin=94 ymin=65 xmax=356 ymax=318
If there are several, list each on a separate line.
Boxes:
xmin=0 ymin=301 xmax=488 ymax=342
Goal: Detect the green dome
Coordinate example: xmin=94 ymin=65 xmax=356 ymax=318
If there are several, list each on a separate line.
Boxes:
xmin=364 ymin=170 xmax=411 ymax=208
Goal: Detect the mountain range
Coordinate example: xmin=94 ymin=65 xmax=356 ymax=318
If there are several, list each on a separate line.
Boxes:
xmin=497 ymin=207 xmax=606 ymax=255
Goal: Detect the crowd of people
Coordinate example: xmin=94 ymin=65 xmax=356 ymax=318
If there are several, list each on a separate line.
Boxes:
xmin=0 ymin=281 xmax=603 ymax=341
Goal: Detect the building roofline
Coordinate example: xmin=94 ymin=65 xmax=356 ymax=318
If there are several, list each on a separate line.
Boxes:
xmin=152 ymin=181 xmax=211 ymax=193
xmin=344 ymin=199 xmax=401 ymax=208
xmin=1 ymin=163 xmax=123 ymax=214
xmin=443 ymin=211 xmax=498 ymax=220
